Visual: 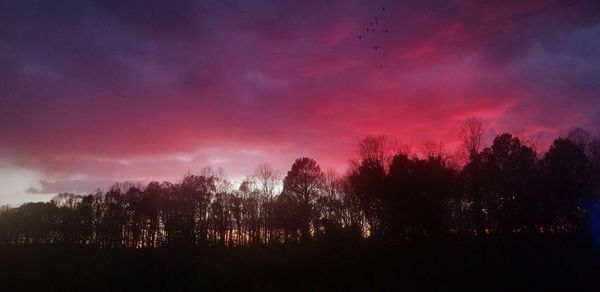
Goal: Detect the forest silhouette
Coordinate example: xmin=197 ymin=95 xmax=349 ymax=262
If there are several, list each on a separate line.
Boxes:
xmin=1 ymin=119 xmax=600 ymax=290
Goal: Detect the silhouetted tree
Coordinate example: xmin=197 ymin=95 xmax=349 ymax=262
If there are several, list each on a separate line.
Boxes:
xmin=315 ymin=169 xmax=346 ymax=237
xmin=1 ymin=127 xmax=599 ymax=249
xmin=385 ymin=151 xmax=458 ymax=240
xmin=349 ymin=158 xmax=386 ymax=237
xmin=273 ymin=191 xmax=302 ymax=243
xmin=460 ymin=118 xmax=485 ymax=236
xmin=540 ymin=138 xmax=593 ymax=232
xmin=140 ymin=181 xmax=162 ymax=248
xmin=479 ymin=133 xmax=538 ymax=235
xmin=355 ymin=135 xmax=398 ymax=171
xmin=282 ymin=157 xmax=325 ymax=241
xmin=253 ymin=163 xmax=280 ymax=243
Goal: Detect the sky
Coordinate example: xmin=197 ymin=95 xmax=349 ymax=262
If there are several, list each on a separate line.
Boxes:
xmin=1 ymin=0 xmax=600 ymax=205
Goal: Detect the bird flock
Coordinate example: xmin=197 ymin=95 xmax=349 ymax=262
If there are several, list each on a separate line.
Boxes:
xmin=357 ymin=7 xmax=389 ymax=69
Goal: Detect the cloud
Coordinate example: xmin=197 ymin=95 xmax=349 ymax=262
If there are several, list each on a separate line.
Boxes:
xmin=24 ymin=187 xmax=40 ymax=194
xmin=0 ymin=0 xmax=599 ymax=204
xmin=22 ymin=180 xmax=112 ymax=196
xmin=35 ymin=179 xmax=126 ymax=194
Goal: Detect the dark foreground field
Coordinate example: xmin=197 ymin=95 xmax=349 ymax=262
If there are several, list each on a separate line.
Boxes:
xmin=1 ymin=237 xmax=598 ymax=291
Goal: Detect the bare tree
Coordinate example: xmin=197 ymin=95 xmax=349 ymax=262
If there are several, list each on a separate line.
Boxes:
xmin=459 ymin=118 xmax=485 ymax=236
xmin=253 ymin=163 xmax=280 ymax=243
xmin=356 ymin=135 xmax=397 ymax=171
xmin=422 ymin=140 xmax=446 ymax=160
xmin=0 ymin=204 xmax=10 ymax=215
xmin=321 ymin=169 xmax=345 ymax=224
xmin=568 ymin=127 xmax=592 ymax=156
xmin=254 ymin=163 xmax=280 ymax=201
xmin=511 ymin=128 xmax=542 ymax=151
xmin=460 ymin=118 xmax=484 ymax=163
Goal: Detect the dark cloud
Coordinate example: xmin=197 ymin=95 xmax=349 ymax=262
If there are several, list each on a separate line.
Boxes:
xmin=24 ymin=187 xmax=40 ymax=194
xmin=28 ymin=179 xmax=136 ymax=195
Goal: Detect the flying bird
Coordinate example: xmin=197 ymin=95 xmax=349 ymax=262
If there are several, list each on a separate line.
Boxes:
xmin=356 ymin=8 xmax=389 ymax=59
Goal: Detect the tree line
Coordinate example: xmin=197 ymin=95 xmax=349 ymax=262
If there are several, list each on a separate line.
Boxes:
xmin=1 ymin=120 xmax=599 ymax=248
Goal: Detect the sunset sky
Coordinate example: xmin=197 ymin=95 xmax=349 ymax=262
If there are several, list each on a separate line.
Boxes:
xmin=1 ymin=0 xmax=599 ymax=205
